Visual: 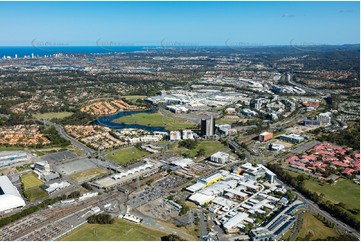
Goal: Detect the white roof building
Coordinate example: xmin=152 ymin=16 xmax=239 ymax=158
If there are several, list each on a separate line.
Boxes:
xmin=170 ymin=158 xmax=194 ymax=168
xmin=188 ymin=193 xmax=215 ymax=205
xmin=223 ymin=212 xmax=249 ymax=230
xmin=212 ymin=197 xmax=237 ymax=210
xmin=0 ymin=176 xmax=26 ymax=213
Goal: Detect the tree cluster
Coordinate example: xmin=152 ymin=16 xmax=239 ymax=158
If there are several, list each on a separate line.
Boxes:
xmin=87 ymin=213 xmax=114 ymax=224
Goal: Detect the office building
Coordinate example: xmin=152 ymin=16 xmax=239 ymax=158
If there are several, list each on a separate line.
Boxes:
xmin=170 ymin=131 xmax=181 ymax=141
xmin=210 ymin=152 xmax=231 ymax=164
xmin=182 ymin=130 xmax=194 ymax=140
xmin=201 ymin=115 xmax=215 ymax=138
xmin=259 ymin=132 xmax=273 ymax=142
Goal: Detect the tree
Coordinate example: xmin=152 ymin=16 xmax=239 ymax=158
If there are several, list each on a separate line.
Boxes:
xmin=161 ymin=234 xmax=184 ymax=241
xmin=87 ymin=213 xmax=114 ymax=224
xmin=179 ymin=139 xmax=198 ymax=149
xmin=197 ymin=148 xmax=206 ymax=157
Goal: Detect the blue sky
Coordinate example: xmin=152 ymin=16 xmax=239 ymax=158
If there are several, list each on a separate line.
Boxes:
xmin=0 ymin=1 xmax=359 ymax=46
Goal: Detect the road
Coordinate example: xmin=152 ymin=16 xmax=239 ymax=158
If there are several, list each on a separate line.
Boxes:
xmin=132 ymin=211 xmax=197 ymax=241
xmin=198 ymin=210 xmax=208 ymax=238
xmin=289 ymin=210 xmax=305 ymax=240
xmin=277 ymin=179 xmax=360 ymax=240
xmin=41 ymin=120 xmax=96 ymax=155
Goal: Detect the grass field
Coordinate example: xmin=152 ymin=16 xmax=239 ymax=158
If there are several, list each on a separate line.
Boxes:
xmin=114 ymin=111 xmax=195 ymax=130
xmin=105 ymin=147 xmax=150 ymax=166
xmin=122 ymin=95 xmax=147 ymax=101
xmin=60 ymin=219 xmax=167 ymax=241
xmin=21 ymin=172 xmax=44 ymax=190
xmin=21 ymin=172 xmax=48 ymax=201
xmin=304 ymin=178 xmax=360 ymax=220
xmin=33 ymin=112 xmax=74 ymax=120
xmin=296 ymin=212 xmax=339 ymax=240
xmin=216 ymin=117 xmax=238 ymax=125
xmin=69 ymin=168 xmax=107 ymax=182
xmin=180 ymin=140 xmax=228 ymax=158
xmin=0 ymin=146 xmax=25 ymax=152
xmin=23 ymin=187 xmax=48 ymax=202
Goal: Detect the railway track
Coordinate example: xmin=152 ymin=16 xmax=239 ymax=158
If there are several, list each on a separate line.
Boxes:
xmin=9 ymin=192 xmax=119 ymax=240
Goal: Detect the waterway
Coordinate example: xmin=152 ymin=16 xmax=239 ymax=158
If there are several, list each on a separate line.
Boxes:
xmin=93 ymin=108 xmax=168 ymax=132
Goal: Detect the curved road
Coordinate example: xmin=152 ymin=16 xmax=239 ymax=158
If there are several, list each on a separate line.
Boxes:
xmin=41 ymin=120 xmax=96 ymax=155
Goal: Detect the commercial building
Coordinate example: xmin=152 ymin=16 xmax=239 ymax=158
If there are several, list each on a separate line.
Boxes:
xmin=259 ymin=132 xmax=273 ymax=142
xmin=44 ymin=181 xmax=71 ymax=194
xmin=317 ymin=112 xmax=332 ymax=126
xmin=182 ymin=130 xmax=194 ymax=140
xmin=250 ymin=201 xmax=305 ymax=240
xmin=166 ymin=105 xmax=188 ymax=114
xmin=279 ymin=134 xmax=305 ymax=143
xmin=201 ymin=115 xmax=215 ymax=138
xmin=170 ymin=158 xmax=195 ymax=168
xmin=216 ymin=124 xmax=237 ymax=136
xmin=0 ymin=151 xmax=28 ymax=168
xmin=199 ymin=172 xmax=223 ymax=187
xmin=170 ymin=131 xmax=181 ymax=141
xmin=242 ymin=109 xmax=258 ymax=117
xmin=92 ymin=160 xmax=161 ymax=190
xmin=222 ymin=212 xmax=252 ymax=233
xmin=34 ymin=161 xmax=50 ymax=175
xmin=0 ymin=176 xmax=26 ymax=213
xmin=210 ymin=152 xmax=231 ymax=164
xmin=269 ymin=143 xmax=285 ymax=151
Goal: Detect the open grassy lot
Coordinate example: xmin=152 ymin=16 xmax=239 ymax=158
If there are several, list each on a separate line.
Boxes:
xmin=33 ymin=112 xmax=74 ymax=120
xmin=21 ymin=172 xmax=48 ymax=201
xmin=296 ymin=212 xmax=339 ymax=240
xmin=105 ymin=147 xmax=150 ymax=166
xmin=23 ymin=187 xmax=48 ymax=202
xmin=216 ymin=117 xmax=238 ymax=125
xmin=180 ymin=140 xmax=228 ymax=158
xmin=60 ymin=219 xmax=167 ymax=241
xmin=21 ymin=172 xmax=43 ymax=190
xmin=122 ymin=95 xmax=147 ymax=101
xmin=0 ymin=146 xmax=25 ymax=152
xmin=69 ymin=168 xmax=107 ymax=182
xmin=114 ymin=111 xmax=195 ymax=130
xmin=304 ymin=178 xmax=360 ymax=220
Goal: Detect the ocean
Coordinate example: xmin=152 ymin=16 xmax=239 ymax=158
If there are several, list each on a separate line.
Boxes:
xmin=0 ymin=46 xmax=155 ymax=58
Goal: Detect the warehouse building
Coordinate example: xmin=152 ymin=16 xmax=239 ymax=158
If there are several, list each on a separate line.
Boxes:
xmin=0 ymin=176 xmax=26 ymax=213
xmin=0 ymin=151 xmax=28 ymax=168
xmin=92 ymin=161 xmax=161 ymax=190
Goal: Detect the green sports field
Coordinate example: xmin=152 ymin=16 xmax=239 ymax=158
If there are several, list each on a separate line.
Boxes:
xmin=21 ymin=172 xmax=44 ymax=190
xmin=33 ymin=112 xmax=74 ymax=120
xmin=105 ymin=147 xmax=150 ymax=166
xmin=60 ymin=219 xmax=167 ymax=241
xmin=114 ymin=111 xmax=195 ymax=130
xmin=21 ymin=172 xmax=48 ymax=201
xmin=304 ymin=178 xmax=360 ymax=220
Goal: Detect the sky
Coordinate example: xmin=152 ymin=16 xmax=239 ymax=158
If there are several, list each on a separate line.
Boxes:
xmin=0 ymin=1 xmax=359 ymax=46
